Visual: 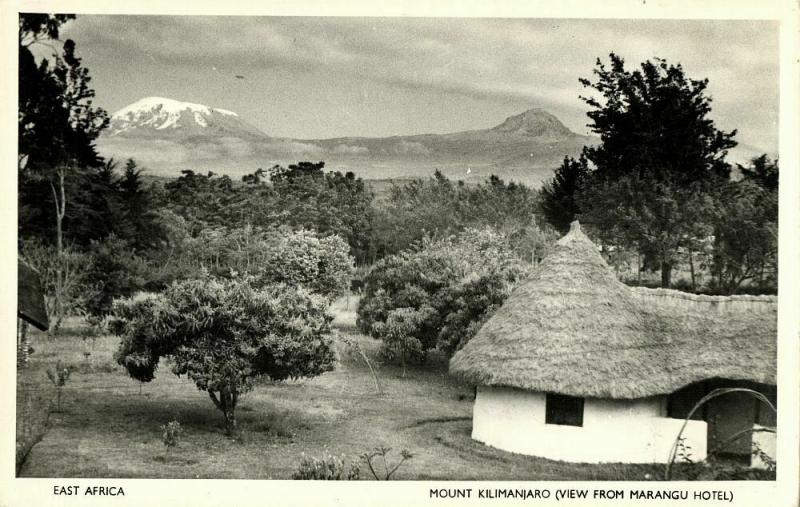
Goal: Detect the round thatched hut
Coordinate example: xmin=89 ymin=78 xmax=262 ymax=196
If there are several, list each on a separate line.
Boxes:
xmin=450 ymin=221 xmax=776 ymax=464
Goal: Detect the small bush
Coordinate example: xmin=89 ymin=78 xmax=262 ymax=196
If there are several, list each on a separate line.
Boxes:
xmin=292 ymin=452 xmax=360 ymax=480
xmin=45 ymin=360 xmax=72 ymax=411
xmin=373 ymin=308 xmax=428 ymax=376
xmin=360 ymin=446 xmax=414 ymax=480
xmin=160 ymin=419 xmax=182 ymax=462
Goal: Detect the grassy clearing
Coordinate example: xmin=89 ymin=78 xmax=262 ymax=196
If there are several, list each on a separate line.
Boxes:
xmin=15 ymin=300 xmax=770 ymax=480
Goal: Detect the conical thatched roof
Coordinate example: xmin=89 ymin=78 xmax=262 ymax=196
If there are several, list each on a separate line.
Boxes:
xmin=449 ymin=222 xmax=776 ymax=399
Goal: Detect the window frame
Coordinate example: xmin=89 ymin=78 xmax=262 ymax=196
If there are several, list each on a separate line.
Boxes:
xmin=545 ymin=393 xmax=585 ymax=427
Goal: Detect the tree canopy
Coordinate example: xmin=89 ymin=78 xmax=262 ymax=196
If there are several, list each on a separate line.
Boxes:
xmin=576 ymin=53 xmax=737 ymax=287
xmin=579 ymin=53 xmax=736 ymax=185
xmin=539 ymin=155 xmax=589 ymax=234
xmin=112 ymin=278 xmax=336 ymax=435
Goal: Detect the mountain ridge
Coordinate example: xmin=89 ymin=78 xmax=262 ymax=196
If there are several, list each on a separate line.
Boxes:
xmin=96 ymin=97 xmax=594 ymax=186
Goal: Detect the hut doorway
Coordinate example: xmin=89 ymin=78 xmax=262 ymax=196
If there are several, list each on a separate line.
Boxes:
xmin=667 ymin=379 xmax=777 ymax=465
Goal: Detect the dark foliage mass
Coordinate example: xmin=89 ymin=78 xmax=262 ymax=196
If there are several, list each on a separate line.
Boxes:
xmin=19 ymin=14 xmax=110 ymax=243
xmin=157 ymin=162 xmax=374 ymax=264
xmin=371 ymin=171 xmax=553 ymax=263
xmin=539 ymin=155 xmax=590 ymax=234
xmin=539 ymin=53 xmax=777 ymax=294
xmin=578 ymin=53 xmax=737 ymax=288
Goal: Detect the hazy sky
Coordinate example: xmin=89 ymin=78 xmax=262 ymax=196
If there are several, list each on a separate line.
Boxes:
xmin=53 ymin=16 xmax=778 ymax=152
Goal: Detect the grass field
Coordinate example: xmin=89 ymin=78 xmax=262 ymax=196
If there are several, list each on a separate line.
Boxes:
xmin=15 ymin=297 xmax=768 ymax=480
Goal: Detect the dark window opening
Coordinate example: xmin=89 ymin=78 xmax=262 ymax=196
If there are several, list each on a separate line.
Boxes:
xmin=545 ymin=393 xmax=584 ymax=427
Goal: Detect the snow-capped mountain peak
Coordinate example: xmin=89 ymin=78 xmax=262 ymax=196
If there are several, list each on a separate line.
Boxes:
xmin=108 ymin=96 xmax=261 ymax=137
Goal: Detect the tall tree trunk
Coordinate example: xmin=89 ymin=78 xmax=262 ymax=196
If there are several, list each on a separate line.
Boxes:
xmin=49 ymin=168 xmax=67 ymax=334
xmin=688 ymin=249 xmax=696 ymax=292
xmin=210 ymin=386 xmax=239 ymax=436
xmin=711 ymin=226 xmax=723 ymax=290
xmin=660 ymin=260 xmax=672 ymax=288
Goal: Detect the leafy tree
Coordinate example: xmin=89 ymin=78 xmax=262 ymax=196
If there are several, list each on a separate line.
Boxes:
xmin=19 ymin=28 xmax=109 ymax=246
xmin=712 ymin=157 xmax=778 ymax=293
xmin=159 ymin=171 xmax=242 ymax=235
xmin=436 ymin=271 xmax=512 ymax=354
xmin=21 ymin=238 xmax=97 ymax=333
xmin=357 ymin=228 xmax=531 ymax=361
xmin=83 ymin=234 xmax=147 ymax=317
xmin=370 ymin=171 xmax=461 ymax=258
xmin=269 ymin=160 xmax=326 ymax=182
xmin=139 ymin=222 xmax=354 ymax=298
xmin=112 ymin=278 xmax=336 ymax=435
xmin=19 ymin=14 xmax=75 ymax=47
xmin=577 ymin=54 xmax=736 ymax=287
xmin=540 ymin=155 xmax=590 ymax=234
xmin=579 ymin=174 xmax=718 ymax=288
xmin=256 ymin=230 xmax=354 ymax=299
xmin=18 ymin=14 xmax=77 ymax=172
xmin=117 ymin=159 xmax=165 ymax=251
xmin=738 ymin=154 xmax=778 ymax=192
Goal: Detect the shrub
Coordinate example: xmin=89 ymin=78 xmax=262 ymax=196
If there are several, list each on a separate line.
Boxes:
xmin=292 ymin=452 xmax=360 ymax=480
xmin=436 ymin=270 xmax=513 ymax=354
xmin=373 ymin=308 xmax=429 ymax=375
xmin=46 ymin=360 xmax=72 ymax=411
xmin=256 ymin=230 xmax=354 ymax=299
xmin=112 ymin=278 xmax=337 ymax=435
xmin=357 ymin=228 xmax=531 ymax=361
xmin=160 ymin=419 xmax=182 ymax=462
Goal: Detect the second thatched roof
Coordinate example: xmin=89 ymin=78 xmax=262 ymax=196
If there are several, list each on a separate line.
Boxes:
xmin=449 ymin=221 xmax=776 ymax=399
xmin=18 ymin=259 xmax=49 ymax=331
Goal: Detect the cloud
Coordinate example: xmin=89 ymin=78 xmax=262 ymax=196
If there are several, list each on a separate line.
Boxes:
xmin=390 ymin=140 xmax=431 ymax=155
xmin=66 ymin=16 xmax=778 ymax=150
xmin=332 ymin=144 xmax=369 ymax=155
xmin=66 ymin=17 xmax=777 ymax=106
xmin=264 ymin=140 xmax=324 ymax=155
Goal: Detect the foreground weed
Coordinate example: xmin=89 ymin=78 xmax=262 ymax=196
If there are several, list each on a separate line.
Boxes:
xmin=292 ymin=452 xmax=360 ymax=480
xmin=45 ymin=360 xmax=72 ymax=412
xmin=360 ymin=446 xmax=414 ymax=480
